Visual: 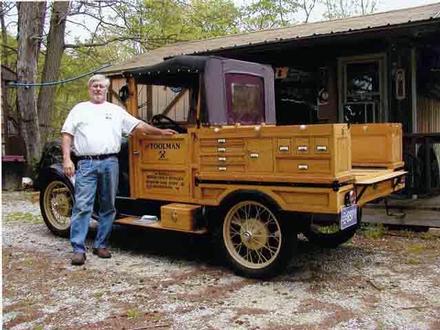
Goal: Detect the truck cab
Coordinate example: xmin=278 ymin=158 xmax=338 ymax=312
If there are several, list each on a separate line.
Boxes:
xmin=38 ymin=56 xmax=406 ymax=278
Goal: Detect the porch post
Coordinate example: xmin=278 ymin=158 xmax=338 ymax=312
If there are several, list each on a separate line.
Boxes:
xmin=411 ymin=47 xmax=417 ymax=133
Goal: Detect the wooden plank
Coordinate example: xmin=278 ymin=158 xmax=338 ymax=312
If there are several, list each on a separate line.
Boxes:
xmin=355 ymin=170 xmax=406 ymax=185
xmin=114 ymin=216 xmax=208 ymax=234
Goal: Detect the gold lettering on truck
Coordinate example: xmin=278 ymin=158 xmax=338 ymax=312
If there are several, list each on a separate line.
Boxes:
xmin=145 ymin=142 xmax=181 ymax=161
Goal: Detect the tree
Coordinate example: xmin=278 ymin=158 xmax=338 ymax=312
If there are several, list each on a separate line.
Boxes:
xmin=299 ymin=0 xmax=318 ymax=23
xmin=240 ymin=0 xmax=300 ymax=31
xmin=38 ymin=1 xmax=70 ymax=143
xmin=321 ymin=0 xmax=378 ymax=20
xmin=16 ymin=1 xmax=46 ymax=168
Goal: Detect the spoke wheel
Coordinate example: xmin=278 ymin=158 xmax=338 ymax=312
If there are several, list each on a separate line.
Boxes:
xmin=214 ymin=193 xmax=296 ymax=279
xmin=40 ymin=178 xmax=73 ymax=237
xmin=224 ymin=201 xmax=281 ymax=270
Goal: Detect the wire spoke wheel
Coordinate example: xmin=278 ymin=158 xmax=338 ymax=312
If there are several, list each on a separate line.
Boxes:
xmin=42 ymin=179 xmax=73 ymax=234
xmin=223 ymin=201 xmax=282 ymax=270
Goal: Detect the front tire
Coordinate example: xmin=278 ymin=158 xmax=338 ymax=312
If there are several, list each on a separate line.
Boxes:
xmin=40 ymin=175 xmax=74 ymax=237
xmin=214 ymin=193 xmax=296 ymax=279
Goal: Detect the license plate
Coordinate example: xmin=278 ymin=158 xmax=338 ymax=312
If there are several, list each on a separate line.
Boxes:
xmin=340 ymin=205 xmax=358 ymax=230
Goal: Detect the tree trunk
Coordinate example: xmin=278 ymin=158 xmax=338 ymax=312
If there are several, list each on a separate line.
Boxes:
xmin=16 ymin=1 xmax=46 ymax=170
xmin=37 ymin=1 xmax=70 ymax=144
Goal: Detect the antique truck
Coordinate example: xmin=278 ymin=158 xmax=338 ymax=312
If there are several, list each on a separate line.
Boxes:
xmin=37 ymin=56 xmax=406 ymax=278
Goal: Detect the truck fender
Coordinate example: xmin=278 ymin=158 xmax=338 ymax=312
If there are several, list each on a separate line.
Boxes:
xmin=38 ymin=163 xmax=75 ymax=191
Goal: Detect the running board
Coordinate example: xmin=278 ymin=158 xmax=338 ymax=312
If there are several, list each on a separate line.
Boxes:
xmin=114 ymin=216 xmax=208 ymax=235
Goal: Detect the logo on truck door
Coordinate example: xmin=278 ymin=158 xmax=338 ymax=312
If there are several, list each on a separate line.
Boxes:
xmin=146 ymin=142 xmax=181 ymax=161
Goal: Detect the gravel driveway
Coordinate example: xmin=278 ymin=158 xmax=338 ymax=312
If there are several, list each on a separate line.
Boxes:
xmin=2 ymin=191 xmax=440 ymax=329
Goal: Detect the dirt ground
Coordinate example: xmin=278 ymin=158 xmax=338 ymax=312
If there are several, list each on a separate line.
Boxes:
xmin=2 ymin=191 xmax=440 ymax=330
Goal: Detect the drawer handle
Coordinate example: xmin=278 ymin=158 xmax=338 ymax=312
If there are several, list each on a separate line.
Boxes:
xmin=218 ymin=147 xmax=226 ymax=153
xmin=218 ymin=167 xmax=227 ymax=171
xmin=218 ymin=157 xmax=226 ymax=162
xmin=297 ymin=145 xmax=308 ymax=152
xmin=316 ymin=145 xmax=327 ymax=152
xmin=298 ymin=164 xmax=309 ymax=170
xmin=250 ymin=153 xmax=259 ymax=159
xmin=218 ymin=138 xmax=226 ymax=144
xmin=279 ymin=146 xmax=289 ymax=152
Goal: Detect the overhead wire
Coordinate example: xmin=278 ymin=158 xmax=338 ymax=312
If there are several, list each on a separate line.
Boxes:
xmin=7 ymin=63 xmax=112 ymax=88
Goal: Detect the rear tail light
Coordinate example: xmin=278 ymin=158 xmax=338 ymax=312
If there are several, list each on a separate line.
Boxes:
xmin=399 ymin=175 xmax=405 ymax=185
xmin=344 ymin=190 xmax=356 ymax=206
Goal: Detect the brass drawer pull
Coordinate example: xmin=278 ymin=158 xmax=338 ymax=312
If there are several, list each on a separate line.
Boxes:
xmin=279 ymin=146 xmax=289 ymax=152
xmin=298 ymin=164 xmax=309 ymax=170
xmin=218 ymin=147 xmax=226 ymax=153
xmin=297 ymin=145 xmax=308 ymax=152
xmin=218 ymin=167 xmax=227 ymax=171
xmin=218 ymin=157 xmax=226 ymax=162
xmin=250 ymin=153 xmax=259 ymax=159
xmin=316 ymin=145 xmax=327 ymax=152
xmin=218 ymin=138 xmax=226 ymax=144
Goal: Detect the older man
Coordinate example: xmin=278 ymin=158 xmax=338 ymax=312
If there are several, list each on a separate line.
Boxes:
xmin=62 ymin=74 xmax=175 ymax=265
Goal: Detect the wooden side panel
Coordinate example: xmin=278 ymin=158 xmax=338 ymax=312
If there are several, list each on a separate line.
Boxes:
xmin=198 ymin=183 xmax=354 ymax=214
xmin=195 ymin=124 xmax=353 ymax=184
xmin=351 ymin=123 xmax=403 ymax=168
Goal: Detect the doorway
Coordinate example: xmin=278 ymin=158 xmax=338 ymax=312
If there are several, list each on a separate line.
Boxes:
xmin=338 ymin=54 xmax=388 ymax=123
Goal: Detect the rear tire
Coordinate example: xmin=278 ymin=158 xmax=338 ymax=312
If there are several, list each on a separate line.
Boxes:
xmin=40 ymin=175 xmax=74 ymax=237
xmin=303 ymin=209 xmax=361 ymax=248
xmin=213 ymin=192 xmax=296 ymax=279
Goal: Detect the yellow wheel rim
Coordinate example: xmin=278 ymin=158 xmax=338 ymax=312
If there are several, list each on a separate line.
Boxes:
xmin=223 ymin=201 xmax=282 ymax=269
xmin=43 ymin=180 xmax=72 ymax=231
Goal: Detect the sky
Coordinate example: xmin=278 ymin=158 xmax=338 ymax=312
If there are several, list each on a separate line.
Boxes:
xmin=64 ymin=0 xmax=439 ymax=42
xmin=296 ymin=0 xmax=439 ymax=23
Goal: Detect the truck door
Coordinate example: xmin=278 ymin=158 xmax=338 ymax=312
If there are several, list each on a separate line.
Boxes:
xmin=130 ymin=133 xmax=191 ymax=202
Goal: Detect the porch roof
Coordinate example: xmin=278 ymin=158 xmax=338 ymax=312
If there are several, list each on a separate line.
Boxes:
xmin=101 ymin=3 xmax=440 ymax=76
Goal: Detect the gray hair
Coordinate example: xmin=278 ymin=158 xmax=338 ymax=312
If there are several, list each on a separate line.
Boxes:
xmin=88 ymin=74 xmax=110 ymax=88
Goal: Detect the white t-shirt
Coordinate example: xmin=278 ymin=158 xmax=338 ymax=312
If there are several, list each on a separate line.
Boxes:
xmin=61 ymin=101 xmax=140 ymax=156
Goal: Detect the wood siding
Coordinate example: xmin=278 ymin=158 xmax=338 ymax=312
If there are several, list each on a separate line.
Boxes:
xmin=417 ymin=96 xmax=440 ymax=133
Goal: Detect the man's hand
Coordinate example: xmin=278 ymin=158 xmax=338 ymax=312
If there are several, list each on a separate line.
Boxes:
xmin=63 ymin=159 xmax=75 ymax=177
xmin=161 ymin=128 xmax=177 ymax=135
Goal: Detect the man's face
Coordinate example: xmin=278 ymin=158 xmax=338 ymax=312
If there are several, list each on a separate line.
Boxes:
xmin=88 ymin=80 xmax=107 ymax=104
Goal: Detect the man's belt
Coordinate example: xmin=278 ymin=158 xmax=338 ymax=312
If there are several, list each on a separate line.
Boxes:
xmin=76 ymin=153 xmax=118 ymax=160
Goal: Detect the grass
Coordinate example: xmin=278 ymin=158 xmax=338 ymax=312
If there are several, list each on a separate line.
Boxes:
xmin=126 ymin=308 xmax=141 ymax=319
xmin=4 ymin=212 xmax=42 ymax=224
xmin=406 ymin=243 xmax=426 ymax=254
xmin=360 ymin=223 xmax=387 ymax=239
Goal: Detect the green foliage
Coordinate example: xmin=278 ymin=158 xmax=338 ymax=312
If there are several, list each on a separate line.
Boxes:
xmin=4 ymin=212 xmax=42 ymax=224
xmin=126 ymin=308 xmax=141 ymax=319
xmin=240 ymin=0 xmax=299 ymax=31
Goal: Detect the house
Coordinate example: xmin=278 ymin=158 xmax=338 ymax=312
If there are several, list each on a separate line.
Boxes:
xmin=1 ymin=65 xmax=26 ymax=190
xmin=101 ymin=3 xmax=440 ymax=197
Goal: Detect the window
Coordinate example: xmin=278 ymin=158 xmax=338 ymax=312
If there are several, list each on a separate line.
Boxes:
xmin=225 ymin=74 xmax=265 ymax=125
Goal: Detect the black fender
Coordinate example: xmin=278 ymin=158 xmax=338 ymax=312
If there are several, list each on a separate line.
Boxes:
xmin=37 ymin=163 xmax=75 ymax=192
xmin=219 ymin=189 xmax=282 ymax=212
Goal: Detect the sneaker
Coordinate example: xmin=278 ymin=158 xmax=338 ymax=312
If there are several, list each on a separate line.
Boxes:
xmin=92 ymin=248 xmax=111 ymax=258
xmin=71 ymin=252 xmax=86 ymax=266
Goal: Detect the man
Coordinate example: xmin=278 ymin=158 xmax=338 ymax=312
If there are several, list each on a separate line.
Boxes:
xmin=62 ymin=74 xmax=176 ymax=266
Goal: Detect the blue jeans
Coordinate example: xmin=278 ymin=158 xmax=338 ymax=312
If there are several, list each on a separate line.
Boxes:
xmin=70 ymin=157 xmax=119 ymax=253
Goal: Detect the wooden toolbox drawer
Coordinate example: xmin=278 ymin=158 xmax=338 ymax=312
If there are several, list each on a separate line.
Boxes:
xmin=199 ymin=164 xmax=246 ymax=173
xmin=200 ymin=154 xmax=245 ymax=164
xmin=277 ymin=158 xmax=332 ymax=174
xmin=161 ymin=203 xmax=200 ymax=231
